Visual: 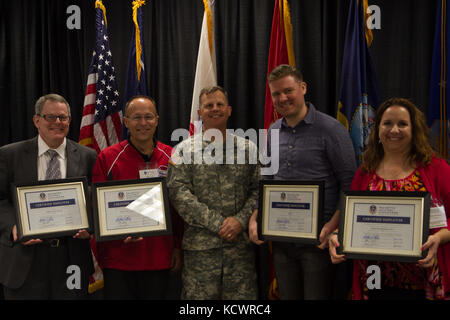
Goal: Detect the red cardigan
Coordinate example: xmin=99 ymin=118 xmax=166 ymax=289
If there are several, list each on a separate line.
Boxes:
xmin=91 ymin=140 xmax=183 ymax=271
xmin=350 ymin=156 xmax=450 ymax=299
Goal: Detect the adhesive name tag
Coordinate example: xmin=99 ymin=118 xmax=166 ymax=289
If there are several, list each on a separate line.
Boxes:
xmin=429 ymin=206 xmax=447 ymax=229
xmin=139 ymin=169 xmax=159 ymax=179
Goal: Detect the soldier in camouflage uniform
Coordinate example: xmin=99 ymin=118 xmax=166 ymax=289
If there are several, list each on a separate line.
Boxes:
xmin=167 ymin=86 xmax=259 ymax=299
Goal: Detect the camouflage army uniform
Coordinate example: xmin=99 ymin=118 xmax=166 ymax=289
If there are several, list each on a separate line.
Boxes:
xmin=167 ymin=133 xmax=259 ymax=299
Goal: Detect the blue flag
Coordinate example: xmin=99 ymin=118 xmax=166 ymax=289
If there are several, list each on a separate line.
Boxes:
xmin=122 ymin=0 xmax=148 ymax=139
xmin=337 ymin=0 xmax=380 ymax=165
xmin=428 ymin=0 xmax=450 ymax=160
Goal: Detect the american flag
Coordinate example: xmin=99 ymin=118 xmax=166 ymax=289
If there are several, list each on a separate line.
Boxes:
xmin=79 ymin=1 xmax=122 ymax=153
xmin=78 ymin=0 xmax=120 ymax=294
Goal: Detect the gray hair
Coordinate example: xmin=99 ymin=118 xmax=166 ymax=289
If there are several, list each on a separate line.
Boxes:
xmin=34 ymin=93 xmax=71 ymax=117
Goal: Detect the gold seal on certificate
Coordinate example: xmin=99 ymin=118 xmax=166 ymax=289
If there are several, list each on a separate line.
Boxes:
xmin=337 ymin=191 xmax=431 ymax=262
xmin=257 ymin=180 xmax=324 ymax=244
xmin=12 ymin=177 xmax=91 ymax=241
xmin=92 ymin=178 xmax=172 ymax=242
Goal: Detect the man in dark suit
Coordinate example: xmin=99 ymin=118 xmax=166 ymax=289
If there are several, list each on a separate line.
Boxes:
xmin=0 ymin=94 xmax=97 ymax=299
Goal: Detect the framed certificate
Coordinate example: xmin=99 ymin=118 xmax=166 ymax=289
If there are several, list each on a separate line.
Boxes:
xmin=337 ymin=191 xmax=430 ymax=262
xmin=92 ymin=178 xmax=172 ymax=242
xmin=258 ymin=180 xmax=324 ymax=244
xmin=12 ymin=177 xmax=91 ymax=241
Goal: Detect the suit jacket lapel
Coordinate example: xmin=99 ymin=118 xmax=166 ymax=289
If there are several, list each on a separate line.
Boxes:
xmin=22 ymin=137 xmax=38 ymax=182
xmin=66 ymin=140 xmax=80 ymax=178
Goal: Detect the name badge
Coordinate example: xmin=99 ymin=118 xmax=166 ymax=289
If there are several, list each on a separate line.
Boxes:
xmin=139 ymin=169 xmax=159 ymax=179
xmin=429 ymin=206 xmax=447 ymax=229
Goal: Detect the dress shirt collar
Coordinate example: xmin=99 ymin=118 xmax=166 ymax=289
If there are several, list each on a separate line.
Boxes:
xmin=37 ymin=135 xmax=67 ymax=159
xmin=280 ymin=102 xmax=316 ymax=129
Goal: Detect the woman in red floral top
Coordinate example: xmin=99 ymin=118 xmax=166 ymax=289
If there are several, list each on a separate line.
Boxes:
xmin=328 ymin=98 xmax=450 ymax=300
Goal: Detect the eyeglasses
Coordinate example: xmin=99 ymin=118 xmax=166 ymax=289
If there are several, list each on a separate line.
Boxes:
xmin=127 ymin=115 xmax=157 ymax=122
xmin=38 ymin=114 xmax=70 ymax=122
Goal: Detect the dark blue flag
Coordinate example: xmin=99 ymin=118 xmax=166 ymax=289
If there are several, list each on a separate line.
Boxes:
xmin=122 ymin=0 xmax=148 ymax=139
xmin=428 ymin=0 xmax=450 ymax=160
xmin=337 ymin=0 xmax=380 ymax=165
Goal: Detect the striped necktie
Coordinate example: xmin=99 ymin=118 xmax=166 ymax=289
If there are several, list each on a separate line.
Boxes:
xmin=45 ymin=149 xmax=61 ymax=180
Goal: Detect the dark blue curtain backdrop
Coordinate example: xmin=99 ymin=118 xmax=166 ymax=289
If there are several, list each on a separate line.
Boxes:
xmin=0 ymin=0 xmax=436 ymax=147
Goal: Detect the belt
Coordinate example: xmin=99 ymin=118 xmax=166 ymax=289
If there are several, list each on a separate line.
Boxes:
xmin=42 ymin=238 xmax=67 ymax=247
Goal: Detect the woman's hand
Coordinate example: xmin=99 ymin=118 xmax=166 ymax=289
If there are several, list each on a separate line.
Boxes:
xmin=418 ymin=234 xmax=440 ymax=268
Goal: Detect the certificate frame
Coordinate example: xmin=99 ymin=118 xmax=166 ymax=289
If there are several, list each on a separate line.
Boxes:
xmin=12 ymin=177 xmax=91 ymax=241
xmin=257 ymin=180 xmax=324 ymax=244
xmin=337 ymin=191 xmax=430 ymax=263
xmin=92 ymin=178 xmax=172 ymax=242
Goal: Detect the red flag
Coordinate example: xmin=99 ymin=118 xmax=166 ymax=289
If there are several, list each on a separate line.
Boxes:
xmin=264 ymin=0 xmax=296 ymax=300
xmin=264 ymin=0 xmax=296 ymax=130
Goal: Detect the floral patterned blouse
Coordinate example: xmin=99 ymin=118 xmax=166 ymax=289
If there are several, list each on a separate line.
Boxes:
xmin=354 ymin=169 xmax=449 ymax=300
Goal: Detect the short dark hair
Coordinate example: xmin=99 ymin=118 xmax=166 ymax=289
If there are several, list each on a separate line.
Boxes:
xmin=124 ymin=95 xmax=157 ymax=116
xmin=268 ymin=64 xmax=303 ymax=84
xmin=199 ymin=86 xmax=229 ymax=107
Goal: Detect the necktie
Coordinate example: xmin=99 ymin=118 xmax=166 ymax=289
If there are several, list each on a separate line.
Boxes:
xmin=45 ymin=149 xmax=61 ymax=180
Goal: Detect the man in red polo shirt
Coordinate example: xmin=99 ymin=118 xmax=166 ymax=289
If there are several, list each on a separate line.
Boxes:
xmin=92 ymin=95 xmax=182 ymax=299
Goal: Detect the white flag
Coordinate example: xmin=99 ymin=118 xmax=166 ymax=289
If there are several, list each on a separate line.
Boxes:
xmin=189 ymin=0 xmax=217 ymax=135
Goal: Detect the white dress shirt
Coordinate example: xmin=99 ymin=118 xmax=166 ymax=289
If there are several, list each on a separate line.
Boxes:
xmin=37 ymin=135 xmax=67 ymax=181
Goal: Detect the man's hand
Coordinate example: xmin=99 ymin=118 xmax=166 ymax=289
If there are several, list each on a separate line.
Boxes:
xmin=219 ymin=217 xmax=242 ymax=242
xmin=123 ymin=236 xmax=144 ymax=244
xmin=318 ymin=221 xmax=334 ymax=249
xmin=12 ymin=225 xmax=17 ymax=242
xmin=171 ymin=248 xmax=182 ymax=272
xmin=249 ymin=209 xmax=264 ymax=245
xmin=73 ymin=229 xmax=90 ymax=239
xmin=318 ymin=210 xmax=340 ymax=249
xmin=12 ymin=225 xmax=43 ymax=245
xmin=328 ymin=232 xmax=346 ymax=264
